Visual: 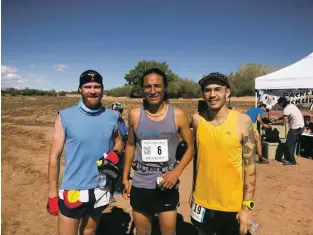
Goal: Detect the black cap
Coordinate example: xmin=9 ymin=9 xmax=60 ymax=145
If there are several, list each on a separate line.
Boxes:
xmin=277 ymin=97 xmax=287 ymax=104
xmin=79 ymin=70 xmax=103 ymax=88
xmin=198 ymin=72 xmax=230 ymax=89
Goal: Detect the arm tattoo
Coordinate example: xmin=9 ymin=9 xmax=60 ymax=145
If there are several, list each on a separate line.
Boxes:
xmin=243 ymin=124 xmax=256 ymax=165
xmin=243 ymin=184 xmax=248 ymax=197
xmin=242 ymin=122 xmax=256 ymax=201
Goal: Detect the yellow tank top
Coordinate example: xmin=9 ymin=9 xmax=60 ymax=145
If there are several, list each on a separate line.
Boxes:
xmin=194 ymin=110 xmax=243 ymax=212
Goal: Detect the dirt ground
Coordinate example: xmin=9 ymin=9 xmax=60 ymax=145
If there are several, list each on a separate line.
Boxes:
xmin=1 ymin=96 xmax=313 ymax=235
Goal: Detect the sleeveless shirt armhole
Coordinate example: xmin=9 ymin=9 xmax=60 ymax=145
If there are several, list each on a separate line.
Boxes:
xmin=196 ymin=116 xmax=203 ymax=141
xmin=134 ymin=106 xmax=144 ymax=133
xmin=113 ymin=112 xmax=119 ymax=133
xmin=58 ymin=110 xmax=67 ymax=134
xmin=232 ymin=110 xmax=241 ymax=142
xmin=170 ymin=104 xmax=177 ymax=130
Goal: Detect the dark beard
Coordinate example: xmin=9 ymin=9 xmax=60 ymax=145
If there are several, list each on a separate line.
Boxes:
xmin=82 ymin=95 xmax=102 ymax=110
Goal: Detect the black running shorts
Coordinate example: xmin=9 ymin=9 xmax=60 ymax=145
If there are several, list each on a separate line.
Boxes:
xmin=130 ymin=186 xmax=179 ymax=214
xmin=59 ymin=189 xmax=108 ymax=219
xmin=191 ymin=207 xmax=251 ymax=235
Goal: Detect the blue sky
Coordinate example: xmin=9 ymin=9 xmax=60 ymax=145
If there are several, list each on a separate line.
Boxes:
xmin=1 ymin=0 xmax=313 ymax=91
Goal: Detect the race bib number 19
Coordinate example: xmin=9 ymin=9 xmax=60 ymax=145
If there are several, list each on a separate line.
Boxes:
xmin=191 ymin=202 xmax=205 ymax=223
xmin=142 ymin=139 xmax=169 ymax=162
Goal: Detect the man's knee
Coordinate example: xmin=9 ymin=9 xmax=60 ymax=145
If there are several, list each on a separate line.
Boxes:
xmin=136 ymin=227 xmax=152 ymax=235
xmin=159 ymin=211 xmax=177 ymax=235
xmin=286 ymin=138 xmax=296 ymax=147
xmin=162 ymin=228 xmax=176 ymax=235
xmin=79 ymin=215 xmax=100 ymax=235
xmin=133 ymin=215 xmax=152 ymax=235
xmin=81 ymin=224 xmax=97 ymax=235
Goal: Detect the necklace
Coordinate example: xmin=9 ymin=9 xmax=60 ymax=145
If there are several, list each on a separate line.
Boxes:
xmin=145 ymin=104 xmax=168 ymax=117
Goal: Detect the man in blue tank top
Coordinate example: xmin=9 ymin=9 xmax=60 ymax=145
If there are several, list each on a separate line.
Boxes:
xmin=122 ymin=68 xmax=194 ymax=235
xmin=109 ymin=102 xmax=128 ymax=201
xmin=46 ymin=70 xmax=124 ymax=235
xmin=246 ymin=104 xmax=270 ymax=164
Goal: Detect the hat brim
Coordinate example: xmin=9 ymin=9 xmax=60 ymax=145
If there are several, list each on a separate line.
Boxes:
xmin=198 ymin=76 xmax=230 ymax=88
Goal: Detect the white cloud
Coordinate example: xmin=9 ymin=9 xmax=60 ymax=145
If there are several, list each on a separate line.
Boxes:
xmin=1 ymin=66 xmax=49 ymax=89
xmin=54 ymin=64 xmax=68 ymax=72
xmin=1 ymin=65 xmax=27 ymax=88
xmin=1 ymin=65 xmax=18 ymax=75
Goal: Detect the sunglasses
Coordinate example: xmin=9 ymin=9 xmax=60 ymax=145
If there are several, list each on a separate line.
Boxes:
xmin=207 ymin=72 xmax=227 ymax=79
xmin=80 ymin=73 xmax=103 ymax=81
xmin=203 ymin=86 xmax=227 ymax=94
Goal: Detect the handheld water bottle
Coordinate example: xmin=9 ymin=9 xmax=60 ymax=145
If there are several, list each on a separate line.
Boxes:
xmin=97 ymin=153 xmax=108 ymax=189
xmin=249 ymin=220 xmax=259 ymax=235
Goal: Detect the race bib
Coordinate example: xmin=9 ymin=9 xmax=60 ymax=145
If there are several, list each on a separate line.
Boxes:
xmin=94 ymin=188 xmax=110 ymax=208
xmin=191 ymin=202 xmax=205 ymax=223
xmin=141 ymin=139 xmax=169 ymax=162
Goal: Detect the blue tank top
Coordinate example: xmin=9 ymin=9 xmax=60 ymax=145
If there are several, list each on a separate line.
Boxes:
xmin=109 ymin=116 xmax=128 ymax=150
xmin=59 ymin=104 xmax=118 ymax=190
xmin=246 ymin=107 xmax=264 ymax=124
xmin=132 ymin=104 xmax=179 ymax=189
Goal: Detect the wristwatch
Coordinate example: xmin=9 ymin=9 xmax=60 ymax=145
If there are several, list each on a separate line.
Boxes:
xmin=242 ymin=200 xmax=255 ymax=210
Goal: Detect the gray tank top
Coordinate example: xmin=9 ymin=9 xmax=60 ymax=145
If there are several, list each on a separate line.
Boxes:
xmin=132 ymin=104 xmax=179 ymax=189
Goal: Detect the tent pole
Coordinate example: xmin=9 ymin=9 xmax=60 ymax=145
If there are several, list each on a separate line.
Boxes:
xmin=255 ymin=90 xmax=258 ymax=107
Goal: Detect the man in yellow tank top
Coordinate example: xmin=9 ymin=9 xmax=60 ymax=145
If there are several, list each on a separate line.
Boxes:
xmin=190 ymin=72 xmax=257 ymax=235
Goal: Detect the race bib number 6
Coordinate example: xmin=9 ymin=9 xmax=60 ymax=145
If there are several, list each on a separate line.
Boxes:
xmin=191 ymin=202 xmax=205 ymax=223
xmin=141 ymin=139 xmax=169 ymax=162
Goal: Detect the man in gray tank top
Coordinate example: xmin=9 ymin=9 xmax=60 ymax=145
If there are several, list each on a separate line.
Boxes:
xmin=122 ymin=68 xmax=194 ymax=235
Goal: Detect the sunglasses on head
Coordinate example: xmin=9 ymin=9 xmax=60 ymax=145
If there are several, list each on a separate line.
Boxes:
xmin=80 ymin=73 xmax=102 ymax=80
xmin=207 ymin=72 xmax=227 ymax=79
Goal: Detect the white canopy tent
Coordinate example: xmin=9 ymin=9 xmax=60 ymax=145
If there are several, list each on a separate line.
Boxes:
xmin=255 ymin=52 xmax=313 ymax=90
xmin=255 ymin=52 xmax=313 ymax=110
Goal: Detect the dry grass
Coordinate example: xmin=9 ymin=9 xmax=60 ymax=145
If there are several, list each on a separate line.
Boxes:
xmin=2 ymin=96 xmax=313 ymax=235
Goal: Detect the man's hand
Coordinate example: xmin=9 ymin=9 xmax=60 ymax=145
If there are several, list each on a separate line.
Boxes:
xmin=188 ymin=193 xmax=193 ymax=208
xmin=105 ymin=151 xmax=120 ymax=165
xmin=160 ymin=169 xmax=180 ymax=189
xmin=236 ymin=208 xmax=252 ymax=235
xmin=122 ymin=180 xmax=131 ymax=199
xmin=270 ymin=118 xmax=276 ymax=123
xmin=47 ymin=197 xmax=59 ymax=216
xmin=263 ymin=124 xmax=270 ymax=129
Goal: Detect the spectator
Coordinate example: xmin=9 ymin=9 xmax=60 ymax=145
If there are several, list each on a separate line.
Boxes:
xmin=304 ymin=116 xmax=313 ymax=134
xmin=299 ymin=116 xmax=313 ymax=158
xmin=273 ymin=97 xmax=304 ymax=166
xmin=109 ymin=102 xmax=128 ymax=201
xmin=246 ymin=104 xmax=270 ymax=164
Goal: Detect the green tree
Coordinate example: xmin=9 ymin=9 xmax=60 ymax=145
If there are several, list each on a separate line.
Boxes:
xmin=230 ymin=64 xmax=278 ymax=96
xmin=58 ymin=91 xmax=67 ymax=96
xmin=167 ymin=80 xmax=181 ymax=98
xmin=124 ymin=60 xmax=180 ymax=97
xmin=103 ymin=85 xmax=133 ymax=97
xmin=178 ymin=79 xmax=202 ymax=98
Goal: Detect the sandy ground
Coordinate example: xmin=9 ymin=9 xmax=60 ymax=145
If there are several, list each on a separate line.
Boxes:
xmin=1 ymin=96 xmax=313 ymax=235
